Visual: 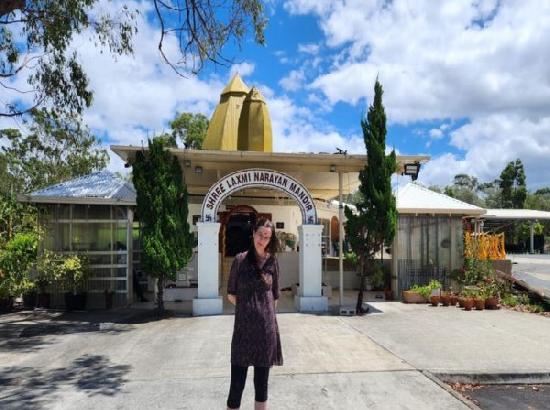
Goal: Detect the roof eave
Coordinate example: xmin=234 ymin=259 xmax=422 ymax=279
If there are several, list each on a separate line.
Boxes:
xmin=18 ymin=194 xmax=136 ymax=206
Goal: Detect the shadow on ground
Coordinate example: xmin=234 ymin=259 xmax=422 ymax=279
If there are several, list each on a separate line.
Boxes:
xmin=0 ymin=354 xmax=131 ymax=409
xmin=0 ymin=310 xmax=136 ymax=354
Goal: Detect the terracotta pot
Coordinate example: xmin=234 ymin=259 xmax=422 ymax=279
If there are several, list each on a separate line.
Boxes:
xmin=402 ymin=291 xmax=427 ymax=304
xmin=449 ymin=295 xmax=458 ymax=306
xmin=440 ymin=294 xmax=450 ymax=307
xmin=474 ymin=298 xmax=485 ymax=310
xmin=430 ymin=295 xmax=440 ymax=306
xmin=485 ymin=296 xmax=499 ymax=310
xmin=463 ymin=298 xmax=474 ymax=311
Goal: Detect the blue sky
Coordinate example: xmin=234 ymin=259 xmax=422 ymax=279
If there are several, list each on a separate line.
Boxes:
xmin=3 ymin=0 xmax=550 ymax=190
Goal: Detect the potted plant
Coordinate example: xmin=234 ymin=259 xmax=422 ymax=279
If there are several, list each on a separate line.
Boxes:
xmin=429 ymin=294 xmax=440 ymax=306
xmin=403 ymin=284 xmax=428 ymax=303
xmin=36 ymin=250 xmax=61 ymax=308
xmin=59 ymin=254 xmax=89 ymax=311
xmin=461 ymin=288 xmax=475 ymax=311
xmin=440 ymin=291 xmax=450 ymax=307
xmin=473 ymin=290 xmax=485 ymax=311
xmin=483 ymin=277 xmax=501 ymax=310
xmin=449 ymin=293 xmax=458 ymax=307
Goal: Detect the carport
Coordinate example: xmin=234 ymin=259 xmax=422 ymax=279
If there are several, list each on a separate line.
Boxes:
xmin=481 ymin=209 xmax=550 ymax=254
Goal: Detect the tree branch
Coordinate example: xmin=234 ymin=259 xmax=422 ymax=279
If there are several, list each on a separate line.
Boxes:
xmin=0 ymin=0 xmax=25 ymax=19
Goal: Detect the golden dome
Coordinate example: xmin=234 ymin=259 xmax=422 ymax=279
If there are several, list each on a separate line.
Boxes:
xmin=202 ymin=74 xmax=273 ymax=152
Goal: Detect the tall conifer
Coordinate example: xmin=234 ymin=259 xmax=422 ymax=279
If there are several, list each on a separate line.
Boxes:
xmin=132 ymin=138 xmax=193 ymax=315
xmin=345 ymin=79 xmax=397 ymax=314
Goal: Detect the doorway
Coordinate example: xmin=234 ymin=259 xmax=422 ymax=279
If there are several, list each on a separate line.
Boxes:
xmin=225 ymin=212 xmax=257 ymax=257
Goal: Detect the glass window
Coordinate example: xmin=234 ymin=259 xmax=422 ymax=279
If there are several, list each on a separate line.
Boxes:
xmin=115 ymin=268 xmax=127 ymax=278
xmin=116 ymin=280 xmax=127 ymax=291
xmin=55 ymin=223 xmax=71 ymax=251
xmin=114 ymin=223 xmax=127 ymax=250
xmin=113 ymin=206 xmax=127 ymax=219
xmin=73 ymin=205 xmax=88 ymax=219
xmin=88 ymin=205 xmax=111 ymax=220
xmin=88 ymin=268 xmax=111 ymax=278
xmin=57 ymin=204 xmax=71 ymax=219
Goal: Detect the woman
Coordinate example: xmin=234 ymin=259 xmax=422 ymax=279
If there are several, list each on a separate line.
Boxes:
xmin=226 ymin=218 xmax=283 ymax=410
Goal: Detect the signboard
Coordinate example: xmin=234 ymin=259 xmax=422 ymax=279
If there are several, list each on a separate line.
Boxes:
xmin=200 ymin=169 xmax=317 ymax=224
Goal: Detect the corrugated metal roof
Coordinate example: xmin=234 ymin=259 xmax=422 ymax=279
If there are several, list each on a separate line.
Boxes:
xmin=23 ymin=171 xmax=136 ymax=205
xmin=396 ymin=182 xmax=486 ymax=215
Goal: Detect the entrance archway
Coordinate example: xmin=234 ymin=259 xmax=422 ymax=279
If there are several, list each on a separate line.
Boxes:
xmin=192 ymin=169 xmax=327 ymax=316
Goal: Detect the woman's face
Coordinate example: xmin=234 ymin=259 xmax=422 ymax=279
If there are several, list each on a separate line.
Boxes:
xmin=253 ymin=226 xmax=272 ymax=254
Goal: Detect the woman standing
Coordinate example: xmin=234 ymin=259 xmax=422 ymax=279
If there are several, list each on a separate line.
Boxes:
xmin=226 ymin=218 xmax=283 ymax=410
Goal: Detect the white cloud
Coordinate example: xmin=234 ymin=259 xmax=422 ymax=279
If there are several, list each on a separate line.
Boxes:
xmin=279 ymin=69 xmax=306 ymax=92
xmin=286 ymin=0 xmax=550 ymax=122
xmin=285 ymin=0 xmax=550 ymax=189
xmin=419 ymin=114 xmax=550 ymax=189
xmin=230 ymin=62 xmax=255 ymax=78
xmin=265 ymin=94 xmax=364 ymax=154
xmin=428 ymin=128 xmax=444 ymax=139
xmin=298 ymin=43 xmax=320 ymax=55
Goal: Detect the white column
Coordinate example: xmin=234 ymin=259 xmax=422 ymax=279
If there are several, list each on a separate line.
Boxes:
xmin=530 ymin=222 xmax=535 ymax=254
xmin=295 ymin=224 xmax=328 ymax=312
xmin=338 ymin=171 xmax=344 ymax=306
xmin=193 ymin=222 xmax=223 ymax=315
xmin=391 ymin=223 xmax=399 ymax=300
xmin=126 ymin=208 xmax=134 ymax=305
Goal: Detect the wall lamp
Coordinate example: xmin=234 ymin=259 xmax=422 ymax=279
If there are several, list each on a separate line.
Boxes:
xmin=402 ymin=162 xmax=421 ymax=181
xmin=329 ymin=164 xmax=337 ymax=172
xmin=194 ymin=165 xmax=203 ymax=175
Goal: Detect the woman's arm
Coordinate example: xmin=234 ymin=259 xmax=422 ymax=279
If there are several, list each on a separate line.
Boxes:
xmin=227 ymin=294 xmax=237 ymax=305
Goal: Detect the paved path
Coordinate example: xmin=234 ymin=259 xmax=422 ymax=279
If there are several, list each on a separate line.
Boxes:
xmin=0 ymin=309 xmax=470 ymax=410
xmin=510 ymin=254 xmax=550 ymax=298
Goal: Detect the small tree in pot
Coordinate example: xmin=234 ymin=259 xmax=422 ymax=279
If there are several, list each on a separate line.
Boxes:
xmin=58 ymin=254 xmax=89 ymax=311
xmin=35 ymin=250 xmax=61 ymax=308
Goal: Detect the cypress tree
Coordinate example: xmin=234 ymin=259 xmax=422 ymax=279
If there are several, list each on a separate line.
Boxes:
xmin=132 ymin=138 xmax=193 ymax=315
xmin=345 ymin=79 xmax=397 ymax=314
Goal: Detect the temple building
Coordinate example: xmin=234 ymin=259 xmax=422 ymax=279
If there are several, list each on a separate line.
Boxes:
xmin=21 ymin=73 xmax=453 ymax=314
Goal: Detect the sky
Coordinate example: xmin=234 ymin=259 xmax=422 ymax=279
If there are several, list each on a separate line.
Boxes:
xmin=2 ymin=0 xmax=550 ymax=191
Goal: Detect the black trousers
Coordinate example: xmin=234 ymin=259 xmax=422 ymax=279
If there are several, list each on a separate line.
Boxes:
xmin=227 ymin=365 xmax=270 ymax=409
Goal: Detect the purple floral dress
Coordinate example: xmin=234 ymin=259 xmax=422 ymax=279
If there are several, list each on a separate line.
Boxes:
xmin=227 ymin=251 xmax=283 ymax=367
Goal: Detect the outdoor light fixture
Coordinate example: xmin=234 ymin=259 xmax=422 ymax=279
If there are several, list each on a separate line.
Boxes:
xmin=184 ymin=160 xmax=191 ymax=167
xmin=194 ymin=165 xmax=203 ymax=175
xmin=330 ymin=164 xmax=337 ymax=172
xmin=403 ymin=162 xmax=421 ymax=181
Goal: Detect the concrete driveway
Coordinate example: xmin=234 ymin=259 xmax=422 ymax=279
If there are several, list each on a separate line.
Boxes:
xmin=0 ymin=307 xmax=473 ymax=410
xmin=510 ymin=254 xmax=550 ymax=299
xmin=2 ymin=300 xmax=549 ymax=409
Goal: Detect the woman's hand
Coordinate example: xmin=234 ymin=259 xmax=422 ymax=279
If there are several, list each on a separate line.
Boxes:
xmin=227 ymin=294 xmax=237 ymax=306
xmin=274 ymin=299 xmax=278 ymax=310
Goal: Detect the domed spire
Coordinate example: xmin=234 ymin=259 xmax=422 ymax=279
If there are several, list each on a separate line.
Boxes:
xmin=202 ymin=74 xmax=250 ymax=150
xmin=221 ymin=73 xmax=249 ymax=96
xmin=238 ymin=86 xmax=273 ymax=152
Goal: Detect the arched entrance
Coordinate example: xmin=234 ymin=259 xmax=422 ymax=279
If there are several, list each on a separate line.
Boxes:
xmin=193 ymin=169 xmax=326 ymax=316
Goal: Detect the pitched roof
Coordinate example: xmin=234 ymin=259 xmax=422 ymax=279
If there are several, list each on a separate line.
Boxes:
xmin=19 ymin=171 xmax=136 ymax=205
xmin=396 ymin=182 xmax=486 ymax=215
